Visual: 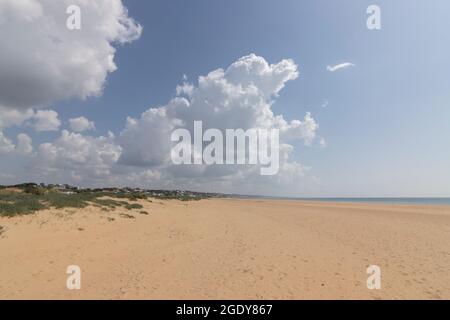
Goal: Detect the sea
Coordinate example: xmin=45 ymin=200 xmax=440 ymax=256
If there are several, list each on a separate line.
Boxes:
xmin=297 ymin=198 xmax=450 ymax=206
xmin=235 ymin=195 xmax=450 ymax=206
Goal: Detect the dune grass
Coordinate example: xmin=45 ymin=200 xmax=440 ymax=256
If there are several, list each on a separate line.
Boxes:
xmin=0 ymin=188 xmax=144 ymax=217
xmin=0 ymin=192 xmax=46 ymax=216
xmin=0 ymin=184 xmax=209 ymax=217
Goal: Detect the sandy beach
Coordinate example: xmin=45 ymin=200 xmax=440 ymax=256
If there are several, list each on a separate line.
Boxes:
xmin=0 ymin=198 xmax=449 ymax=300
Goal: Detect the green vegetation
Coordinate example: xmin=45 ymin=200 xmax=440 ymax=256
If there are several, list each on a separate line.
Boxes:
xmin=0 ymin=187 xmax=145 ymax=217
xmin=0 ymin=183 xmax=216 ymax=217
xmin=0 ymin=192 xmax=46 ymax=216
xmin=124 ymin=203 xmax=143 ymax=210
xmin=119 ymin=213 xmax=135 ymax=219
xmin=23 ymin=185 xmax=46 ymax=196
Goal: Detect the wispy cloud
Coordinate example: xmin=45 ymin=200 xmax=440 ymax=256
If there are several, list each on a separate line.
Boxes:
xmin=326 ymin=62 xmax=355 ymax=72
xmin=319 ymin=137 xmax=327 ymax=148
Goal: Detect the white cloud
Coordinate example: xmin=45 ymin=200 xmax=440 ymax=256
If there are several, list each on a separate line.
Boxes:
xmin=276 ymin=112 xmax=319 ymax=145
xmin=326 ymin=62 xmax=355 ymax=72
xmin=176 ymin=83 xmax=194 ymax=97
xmin=26 ymin=54 xmax=323 ymax=196
xmin=0 ymin=132 xmax=15 ymax=154
xmin=32 ymin=130 xmax=122 ymax=184
xmin=0 ymin=0 xmax=43 ymax=24
xmin=118 ymin=108 xmax=176 ymax=167
xmin=118 ymin=54 xmax=313 ymax=168
xmin=0 ymin=106 xmax=61 ymax=132
xmin=114 ymin=54 xmax=319 ymax=194
xmin=69 ymin=116 xmax=96 ymax=132
xmin=0 ymin=107 xmax=34 ymax=130
xmin=0 ymin=132 xmax=33 ymax=156
xmin=0 ymin=0 xmax=141 ymax=110
xmin=0 ymin=107 xmax=35 ymax=155
xmin=16 ymin=133 xmax=33 ymax=155
xmin=319 ymin=137 xmax=327 ymax=148
xmin=33 ymin=110 xmax=61 ymax=132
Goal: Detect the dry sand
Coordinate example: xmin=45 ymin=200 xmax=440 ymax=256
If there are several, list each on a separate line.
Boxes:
xmin=0 ymin=198 xmax=449 ymax=300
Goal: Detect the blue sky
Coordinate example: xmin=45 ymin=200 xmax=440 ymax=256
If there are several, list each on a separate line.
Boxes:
xmin=1 ymin=0 xmax=449 ymax=197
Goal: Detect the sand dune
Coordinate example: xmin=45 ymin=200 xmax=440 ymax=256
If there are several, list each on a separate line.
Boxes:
xmin=0 ymin=198 xmax=449 ymax=299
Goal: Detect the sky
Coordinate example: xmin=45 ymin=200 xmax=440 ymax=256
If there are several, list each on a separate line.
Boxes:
xmin=0 ymin=0 xmax=449 ymax=197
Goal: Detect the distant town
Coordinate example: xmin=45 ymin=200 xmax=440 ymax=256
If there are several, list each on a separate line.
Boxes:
xmin=0 ymin=183 xmax=226 ymax=200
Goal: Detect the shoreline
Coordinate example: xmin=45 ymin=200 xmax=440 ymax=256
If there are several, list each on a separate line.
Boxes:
xmin=229 ymin=196 xmax=450 ymax=206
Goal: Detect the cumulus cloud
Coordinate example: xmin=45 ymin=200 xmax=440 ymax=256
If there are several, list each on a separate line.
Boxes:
xmin=69 ymin=116 xmax=95 ymax=132
xmin=0 ymin=107 xmax=34 ymax=130
xmin=16 ymin=133 xmax=33 ymax=155
xmin=32 ymin=130 xmax=121 ymax=184
xmin=0 ymin=107 xmax=61 ymax=132
xmin=0 ymin=107 xmax=60 ymax=155
xmin=326 ymin=62 xmax=355 ymax=72
xmin=33 ymin=110 xmax=61 ymax=131
xmin=0 ymin=107 xmax=61 ymax=161
xmin=0 ymin=132 xmax=33 ymax=156
xmin=0 ymin=107 xmax=35 ymax=155
xmin=0 ymin=132 xmax=15 ymax=154
xmin=118 ymin=54 xmax=315 ymax=167
xmin=176 ymin=76 xmax=195 ymax=97
xmin=276 ymin=112 xmax=318 ymax=145
xmin=118 ymin=108 xmax=176 ymax=167
xmin=27 ymin=54 xmax=322 ymax=196
xmin=0 ymin=0 xmax=142 ymax=110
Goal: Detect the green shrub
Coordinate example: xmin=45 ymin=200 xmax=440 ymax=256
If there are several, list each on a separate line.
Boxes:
xmin=124 ymin=203 xmax=143 ymax=210
xmin=23 ymin=186 xmax=46 ymax=196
